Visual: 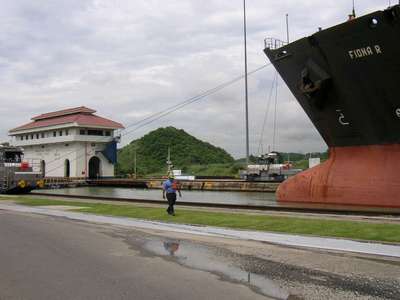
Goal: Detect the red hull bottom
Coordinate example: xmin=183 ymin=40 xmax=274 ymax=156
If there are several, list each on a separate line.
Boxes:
xmin=277 ymin=145 xmax=400 ymax=208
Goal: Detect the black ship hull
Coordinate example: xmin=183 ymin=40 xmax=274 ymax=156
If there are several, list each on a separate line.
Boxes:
xmin=264 ymin=5 xmax=400 ymax=207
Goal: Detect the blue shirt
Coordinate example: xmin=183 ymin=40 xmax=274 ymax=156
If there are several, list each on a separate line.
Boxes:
xmin=162 ymin=179 xmax=176 ymax=194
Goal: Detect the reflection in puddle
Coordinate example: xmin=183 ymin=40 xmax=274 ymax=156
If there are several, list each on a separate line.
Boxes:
xmin=145 ymin=239 xmax=293 ymax=300
xmin=163 ymin=241 xmax=180 ymax=256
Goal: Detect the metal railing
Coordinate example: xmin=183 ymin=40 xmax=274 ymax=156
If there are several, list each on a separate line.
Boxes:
xmin=2 ymin=159 xmax=42 ymax=172
xmin=264 ymin=38 xmax=287 ymax=50
xmin=44 ymin=176 xmax=87 ymax=186
xmin=23 ymin=158 xmax=42 ymax=173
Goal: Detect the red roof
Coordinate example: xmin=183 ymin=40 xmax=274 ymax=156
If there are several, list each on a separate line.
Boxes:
xmin=9 ymin=106 xmax=124 ymax=133
xmin=32 ymin=106 xmax=96 ymax=121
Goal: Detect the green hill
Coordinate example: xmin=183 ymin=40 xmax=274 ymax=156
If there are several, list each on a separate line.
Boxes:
xmin=116 ymin=127 xmax=234 ymax=176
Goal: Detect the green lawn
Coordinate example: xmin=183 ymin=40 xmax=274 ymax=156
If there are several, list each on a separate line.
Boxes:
xmin=3 ymin=196 xmax=400 ymax=243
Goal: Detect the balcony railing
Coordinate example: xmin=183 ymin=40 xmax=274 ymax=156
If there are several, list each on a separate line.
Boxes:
xmin=264 ymin=38 xmax=287 ymax=50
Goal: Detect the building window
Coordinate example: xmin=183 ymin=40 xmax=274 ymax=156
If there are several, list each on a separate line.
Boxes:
xmin=66 ymin=129 xmax=69 ymax=136
xmin=59 ymin=131 xmax=63 ymax=136
xmin=80 ymin=129 xmax=86 ymax=135
xmin=41 ymin=132 xmax=45 ymax=138
xmin=25 ymin=135 xmax=28 ymax=140
xmin=36 ymin=134 xmax=39 ymax=139
xmin=53 ymin=131 xmax=56 ymax=137
xmin=20 ymin=136 xmax=23 ymax=141
xmin=105 ymin=131 xmax=111 ymax=136
xmin=87 ymin=129 xmax=103 ymax=136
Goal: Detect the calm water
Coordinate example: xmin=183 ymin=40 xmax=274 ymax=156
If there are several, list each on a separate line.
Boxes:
xmin=34 ymin=186 xmax=278 ymax=207
xmin=34 ymin=186 xmax=400 ymax=213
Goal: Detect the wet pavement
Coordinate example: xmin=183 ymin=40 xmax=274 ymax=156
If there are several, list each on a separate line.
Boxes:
xmin=125 ymin=234 xmax=400 ymax=300
xmin=0 ymin=211 xmax=268 ymax=300
xmin=1 ymin=206 xmax=399 ymax=299
xmin=143 ymin=239 xmax=290 ymax=299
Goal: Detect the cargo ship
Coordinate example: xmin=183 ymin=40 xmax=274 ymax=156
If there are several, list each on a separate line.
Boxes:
xmin=264 ymin=5 xmax=400 ymax=207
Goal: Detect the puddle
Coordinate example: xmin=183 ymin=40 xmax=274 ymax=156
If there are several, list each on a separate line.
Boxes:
xmin=144 ymin=238 xmax=294 ymax=300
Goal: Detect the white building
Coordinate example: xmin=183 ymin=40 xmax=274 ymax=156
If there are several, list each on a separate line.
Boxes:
xmin=9 ymin=106 xmax=124 ymax=178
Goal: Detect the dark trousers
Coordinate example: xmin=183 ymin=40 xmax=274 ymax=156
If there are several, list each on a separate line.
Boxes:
xmin=166 ymin=193 xmax=177 ymax=214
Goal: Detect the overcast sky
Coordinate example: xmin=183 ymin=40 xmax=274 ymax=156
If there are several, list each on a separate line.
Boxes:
xmin=0 ymin=0 xmax=387 ymax=158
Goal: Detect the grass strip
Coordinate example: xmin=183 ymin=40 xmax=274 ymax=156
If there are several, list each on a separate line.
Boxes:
xmin=4 ymin=196 xmax=400 ymax=243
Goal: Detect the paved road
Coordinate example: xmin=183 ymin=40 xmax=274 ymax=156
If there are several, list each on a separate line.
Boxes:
xmin=1 ymin=207 xmax=399 ymax=300
xmin=0 ymin=210 xmax=270 ymax=300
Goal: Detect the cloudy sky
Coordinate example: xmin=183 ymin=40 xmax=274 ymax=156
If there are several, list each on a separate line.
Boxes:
xmin=0 ymin=0 xmax=387 ymax=158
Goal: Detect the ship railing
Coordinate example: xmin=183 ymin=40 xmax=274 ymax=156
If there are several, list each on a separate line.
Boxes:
xmin=264 ymin=38 xmax=287 ymax=50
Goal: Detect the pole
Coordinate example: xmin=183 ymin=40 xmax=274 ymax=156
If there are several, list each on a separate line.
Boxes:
xmin=285 ymin=14 xmax=289 ymax=44
xmin=243 ymin=0 xmax=250 ymax=164
xmin=85 ymin=142 xmax=88 ymax=179
xmin=134 ymin=147 xmax=137 ymax=178
xmin=167 ymin=146 xmax=172 ymax=175
xmin=272 ymin=75 xmax=278 ymax=151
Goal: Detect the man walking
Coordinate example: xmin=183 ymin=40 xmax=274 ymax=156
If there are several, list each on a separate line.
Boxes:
xmin=162 ymin=175 xmax=181 ymax=216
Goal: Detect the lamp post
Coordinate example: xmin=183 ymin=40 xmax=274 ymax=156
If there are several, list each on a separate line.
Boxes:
xmin=243 ymin=0 xmax=250 ymax=164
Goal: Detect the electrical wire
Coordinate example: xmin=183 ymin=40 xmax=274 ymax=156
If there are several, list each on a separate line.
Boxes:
xmin=43 ymin=63 xmax=273 ymax=173
xmin=37 ymin=63 xmax=272 ymax=170
xmin=121 ymin=63 xmax=271 ymax=138
xmin=45 ymin=148 xmax=88 ymax=175
xmin=40 ymin=148 xmax=80 ymax=166
xmin=257 ymin=70 xmax=277 ymax=155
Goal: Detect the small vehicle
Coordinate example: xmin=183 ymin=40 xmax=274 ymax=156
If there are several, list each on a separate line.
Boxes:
xmin=0 ymin=144 xmax=44 ymax=193
xmin=242 ymin=152 xmax=302 ymax=182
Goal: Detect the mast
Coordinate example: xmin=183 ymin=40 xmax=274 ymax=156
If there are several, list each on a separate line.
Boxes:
xmin=348 ymin=0 xmax=356 ymax=20
xmin=243 ymin=0 xmax=250 ymax=164
xmin=285 ymin=14 xmax=289 ymax=44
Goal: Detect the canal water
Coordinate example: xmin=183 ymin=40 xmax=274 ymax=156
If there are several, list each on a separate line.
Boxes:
xmin=34 ymin=186 xmax=400 ymax=213
xmin=34 ymin=187 xmax=278 ymax=207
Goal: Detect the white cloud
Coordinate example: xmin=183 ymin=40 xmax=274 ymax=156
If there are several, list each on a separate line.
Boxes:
xmin=0 ymin=0 xmax=386 ymax=157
